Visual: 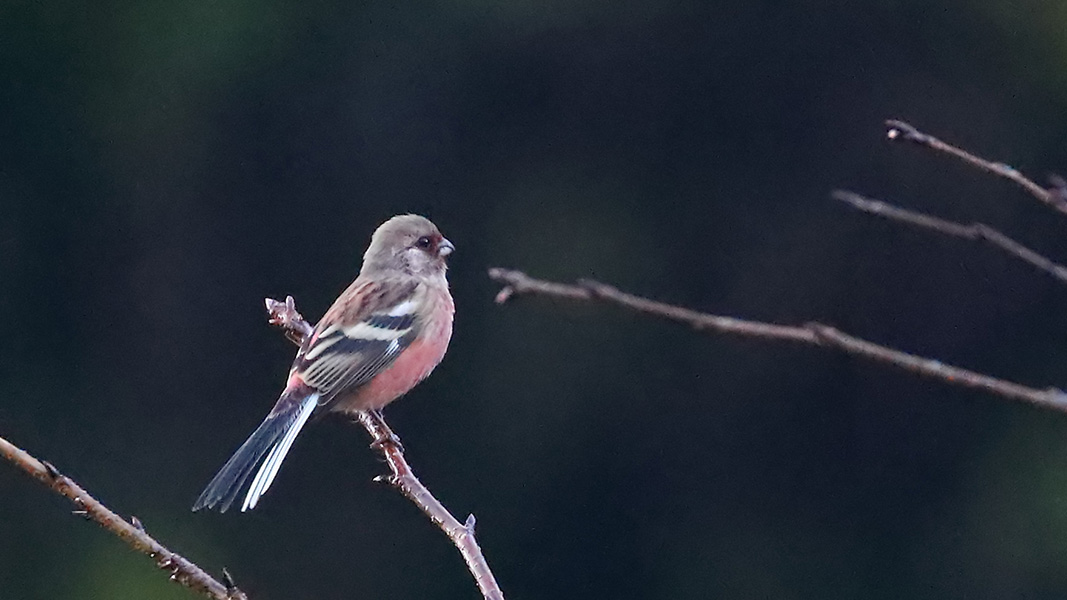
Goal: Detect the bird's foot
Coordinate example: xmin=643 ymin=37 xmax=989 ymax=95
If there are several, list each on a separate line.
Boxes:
xmin=370 ymin=432 xmax=404 ymax=454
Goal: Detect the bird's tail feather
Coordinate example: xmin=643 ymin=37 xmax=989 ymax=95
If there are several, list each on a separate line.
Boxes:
xmin=192 ymin=393 xmax=319 ymax=512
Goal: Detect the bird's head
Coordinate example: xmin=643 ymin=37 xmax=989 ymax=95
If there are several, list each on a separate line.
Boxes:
xmin=362 ymin=214 xmax=454 ymax=278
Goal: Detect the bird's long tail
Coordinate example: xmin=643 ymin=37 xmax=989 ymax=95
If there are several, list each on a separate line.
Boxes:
xmin=192 ymin=393 xmax=319 ymax=512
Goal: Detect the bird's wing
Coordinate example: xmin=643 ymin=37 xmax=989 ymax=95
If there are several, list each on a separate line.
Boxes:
xmin=290 ymin=278 xmax=423 ymax=404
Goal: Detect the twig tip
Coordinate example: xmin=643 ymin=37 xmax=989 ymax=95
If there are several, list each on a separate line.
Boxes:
xmin=884 ymin=119 xmax=925 ymax=144
xmin=221 ymin=567 xmax=238 ymax=592
xmin=494 ymin=286 xmax=514 ymax=304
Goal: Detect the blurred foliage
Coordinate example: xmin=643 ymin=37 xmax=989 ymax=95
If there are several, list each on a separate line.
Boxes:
xmin=2 ymin=0 xmax=1067 ymax=598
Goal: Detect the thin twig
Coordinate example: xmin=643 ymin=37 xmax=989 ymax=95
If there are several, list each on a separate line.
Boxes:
xmin=487 ymin=268 xmax=1067 ymax=413
xmin=265 ymin=297 xmax=505 ymax=600
xmin=0 ymin=435 xmax=247 ymax=600
xmin=832 ymin=190 xmax=1067 ymax=284
xmin=884 ymin=119 xmax=1067 ymax=215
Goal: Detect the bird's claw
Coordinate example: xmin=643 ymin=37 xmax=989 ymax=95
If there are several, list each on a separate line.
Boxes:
xmin=369 ymin=433 xmax=404 ymax=454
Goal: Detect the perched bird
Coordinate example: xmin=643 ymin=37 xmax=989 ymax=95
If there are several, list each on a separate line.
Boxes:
xmin=193 ymin=214 xmax=455 ymax=512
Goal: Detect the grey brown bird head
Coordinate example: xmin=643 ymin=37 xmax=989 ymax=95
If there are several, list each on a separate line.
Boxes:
xmin=361 ymin=214 xmax=454 ymax=278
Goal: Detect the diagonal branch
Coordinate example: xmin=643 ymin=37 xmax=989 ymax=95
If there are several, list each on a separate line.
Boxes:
xmin=0 ymin=435 xmax=248 ymax=600
xmin=264 ymin=297 xmax=505 ymax=600
xmin=884 ymin=119 xmax=1067 ymax=215
xmin=832 ymin=190 xmax=1067 ymax=284
xmin=487 ymin=268 xmax=1067 ymax=413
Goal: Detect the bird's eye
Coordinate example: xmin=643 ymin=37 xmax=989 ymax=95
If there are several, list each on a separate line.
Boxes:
xmin=415 ymin=236 xmax=433 ymax=250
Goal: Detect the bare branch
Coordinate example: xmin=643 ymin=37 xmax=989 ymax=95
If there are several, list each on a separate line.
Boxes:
xmin=832 ymin=190 xmax=1067 ymax=284
xmin=884 ymin=119 xmax=1067 ymax=215
xmin=487 ymin=268 xmax=1067 ymax=413
xmin=0 ymin=435 xmax=248 ymax=600
xmin=266 ymin=297 xmax=505 ymax=600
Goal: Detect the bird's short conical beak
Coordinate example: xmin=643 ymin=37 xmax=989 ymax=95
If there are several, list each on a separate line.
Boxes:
xmin=438 ymin=238 xmax=455 ymax=257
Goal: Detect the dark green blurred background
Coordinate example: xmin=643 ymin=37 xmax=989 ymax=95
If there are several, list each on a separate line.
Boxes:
xmin=3 ymin=1 xmax=1067 ymax=598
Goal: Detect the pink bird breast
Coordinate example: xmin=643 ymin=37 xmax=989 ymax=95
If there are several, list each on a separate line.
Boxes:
xmin=350 ymin=290 xmax=454 ymax=411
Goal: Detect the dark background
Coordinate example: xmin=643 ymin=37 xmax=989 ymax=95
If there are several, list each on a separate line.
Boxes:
xmin=4 ymin=1 xmax=1067 ymax=598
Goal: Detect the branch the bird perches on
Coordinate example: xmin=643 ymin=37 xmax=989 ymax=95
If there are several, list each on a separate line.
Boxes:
xmin=0 ymin=295 xmax=506 ymax=600
xmin=265 ymin=296 xmax=505 ymax=600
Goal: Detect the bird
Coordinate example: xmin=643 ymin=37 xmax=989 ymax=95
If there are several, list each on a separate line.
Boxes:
xmin=193 ymin=214 xmax=455 ymax=513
